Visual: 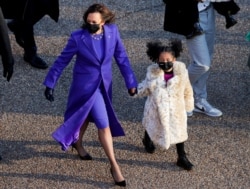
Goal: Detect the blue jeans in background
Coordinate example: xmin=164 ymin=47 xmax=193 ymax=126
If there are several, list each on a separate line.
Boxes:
xmin=186 ymin=5 xmax=215 ymax=101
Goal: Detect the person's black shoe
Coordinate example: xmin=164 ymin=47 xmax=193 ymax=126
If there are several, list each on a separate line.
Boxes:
xmin=226 ymin=15 xmax=237 ymax=29
xmin=7 ymin=20 xmax=25 ymax=48
xmin=0 ymin=155 xmax=2 ymax=161
xmin=110 ymin=168 xmax=126 ymax=187
xmin=71 ymin=143 xmax=93 ymax=160
xmin=176 ymin=156 xmax=193 ymax=171
xmin=23 ymin=54 xmax=48 ymax=69
xmin=142 ymin=131 xmax=155 ymax=154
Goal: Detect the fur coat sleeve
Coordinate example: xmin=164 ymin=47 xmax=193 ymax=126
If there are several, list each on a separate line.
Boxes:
xmin=135 ymin=62 xmax=194 ymax=149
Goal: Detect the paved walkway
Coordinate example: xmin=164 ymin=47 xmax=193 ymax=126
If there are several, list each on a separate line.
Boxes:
xmin=0 ymin=0 xmax=249 ymax=188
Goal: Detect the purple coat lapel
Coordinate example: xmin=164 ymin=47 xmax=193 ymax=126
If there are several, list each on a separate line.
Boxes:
xmin=80 ymin=30 xmax=100 ymax=63
xmin=79 ymin=25 xmax=114 ymax=64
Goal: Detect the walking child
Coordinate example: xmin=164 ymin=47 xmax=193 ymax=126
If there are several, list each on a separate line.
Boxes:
xmin=135 ymin=39 xmax=194 ymax=170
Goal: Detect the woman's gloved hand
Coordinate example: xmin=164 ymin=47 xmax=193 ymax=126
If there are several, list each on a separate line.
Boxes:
xmin=128 ymin=87 xmax=137 ymax=96
xmin=44 ymin=87 xmax=54 ymax=102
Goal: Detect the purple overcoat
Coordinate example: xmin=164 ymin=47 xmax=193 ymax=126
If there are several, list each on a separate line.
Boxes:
xmin=43 ymin=24 xmax=137 ymax=151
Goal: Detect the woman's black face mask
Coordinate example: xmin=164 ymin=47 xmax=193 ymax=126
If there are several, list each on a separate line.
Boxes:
xmin=86 ymin=23 xmax=100 ymax=33
xmin=158 ymin=62 xmax=173 ymax=71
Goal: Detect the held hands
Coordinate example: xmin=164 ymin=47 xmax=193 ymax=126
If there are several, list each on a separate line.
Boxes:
xmin=128 ymin=87 xmax=137 ymax=96
xmin=44 ymin=87 xmax=54 ymax=102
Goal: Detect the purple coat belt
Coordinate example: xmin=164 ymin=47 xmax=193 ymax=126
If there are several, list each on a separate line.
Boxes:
xmin=43 ymin=24 xmax=137 ymax=151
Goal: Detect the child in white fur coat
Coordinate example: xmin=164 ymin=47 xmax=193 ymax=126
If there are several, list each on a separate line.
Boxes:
xmin=135 ymin=39 xmax=194 ymax=170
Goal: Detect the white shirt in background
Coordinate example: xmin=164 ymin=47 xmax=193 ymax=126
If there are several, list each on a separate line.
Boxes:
xmin=198 ymin=0 xmax=211 ymax=12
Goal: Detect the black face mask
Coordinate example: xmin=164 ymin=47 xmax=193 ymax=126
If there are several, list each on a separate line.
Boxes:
xmin=86 ymin=23 xmax=100 ymax=33
xmin=158 ymin=62 xmax=173 ymax=71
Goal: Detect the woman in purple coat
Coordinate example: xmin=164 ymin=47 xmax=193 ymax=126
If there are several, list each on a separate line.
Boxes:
xmin=43 ymin=3 xmax=137 ymax=187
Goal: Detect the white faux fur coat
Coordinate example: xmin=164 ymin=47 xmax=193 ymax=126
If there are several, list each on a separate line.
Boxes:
xmin=136 ymin=61 xmax=194 ymax=150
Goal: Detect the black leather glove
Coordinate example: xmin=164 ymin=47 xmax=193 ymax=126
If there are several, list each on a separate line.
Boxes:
xmin=3 ymin=58 xmax=14 ymax=82
xmin=128 ymin=88 xmax=137 ymax=96
xmin=44 ymin=87 xmax=54 ymax=102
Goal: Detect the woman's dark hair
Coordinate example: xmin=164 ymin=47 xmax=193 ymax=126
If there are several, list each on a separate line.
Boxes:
xmin=81 ymin=3 xmax=115 ymax=28
xmin=146 ymin=39 xmax=183 ymax=62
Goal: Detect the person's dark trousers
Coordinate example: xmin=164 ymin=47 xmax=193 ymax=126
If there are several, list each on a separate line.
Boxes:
xmin=0 ymin=7 xmax=14 ymax=81
xmin=7 ymin=15 xmax=48 ymax=69
xmin=0 ymin=0 xmax=59 ymax=69
xmin=7 ymin=19 xmax=48 ymax=69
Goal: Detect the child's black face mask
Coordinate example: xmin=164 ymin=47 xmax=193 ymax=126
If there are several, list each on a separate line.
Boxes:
xmin=158 ymin=62 xmax=173 ymax=71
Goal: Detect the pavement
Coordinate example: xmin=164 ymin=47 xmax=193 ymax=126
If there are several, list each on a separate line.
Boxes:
xmin=0 ymin=0 xmax=249 ymax=188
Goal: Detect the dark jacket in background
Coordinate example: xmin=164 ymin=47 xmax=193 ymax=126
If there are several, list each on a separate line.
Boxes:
xmin=213 ymin=1 xmax=240 ymax=16
xmin=163 ymin=0 xmax=199 ymax=36
xmin=163 ymin=0 xmax=240 ymax=36
xmin=0 ymin=0 xmax=59 ymax=23
xmin=0 ymin=0 xmax=59 ymax=62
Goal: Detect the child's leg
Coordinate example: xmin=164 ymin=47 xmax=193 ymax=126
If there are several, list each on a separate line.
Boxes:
xmin=176 ymin=142 xmax=193 ymax=170
xmin=142 ymin=130 xmax=155 ymax=154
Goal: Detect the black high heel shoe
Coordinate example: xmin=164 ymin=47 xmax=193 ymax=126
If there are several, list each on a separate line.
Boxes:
xmin=110 ymin=168 xmax=126 ymax=187
xmin=72 ymin=143 xmax=92 ymax=160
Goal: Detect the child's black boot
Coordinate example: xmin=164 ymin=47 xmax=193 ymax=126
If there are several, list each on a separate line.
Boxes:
xmin=142 ymin=130 xmax=155 ymax=153
xmin=177 ymin=156 xmax=193 ymax=171
xmin=176 ymin=143 xmax=193 ymax=171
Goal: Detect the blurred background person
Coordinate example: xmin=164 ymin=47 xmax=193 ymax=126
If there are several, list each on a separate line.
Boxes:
xmin=0 ymin=0 xmax=59 ymax=69
xmin=0 ymin=6 xmax=15 ymax=160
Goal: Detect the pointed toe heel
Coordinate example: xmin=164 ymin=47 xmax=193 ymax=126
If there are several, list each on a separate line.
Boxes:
xmin=72 ymin=143 xmax=92 ymax=160
xmin=110 ymin=168 xmax=126 ymax=187
xmin=79 ymin=153 xmax=92 ymax=160
xmin=115 ymin=180 xmax=126 ymax=187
